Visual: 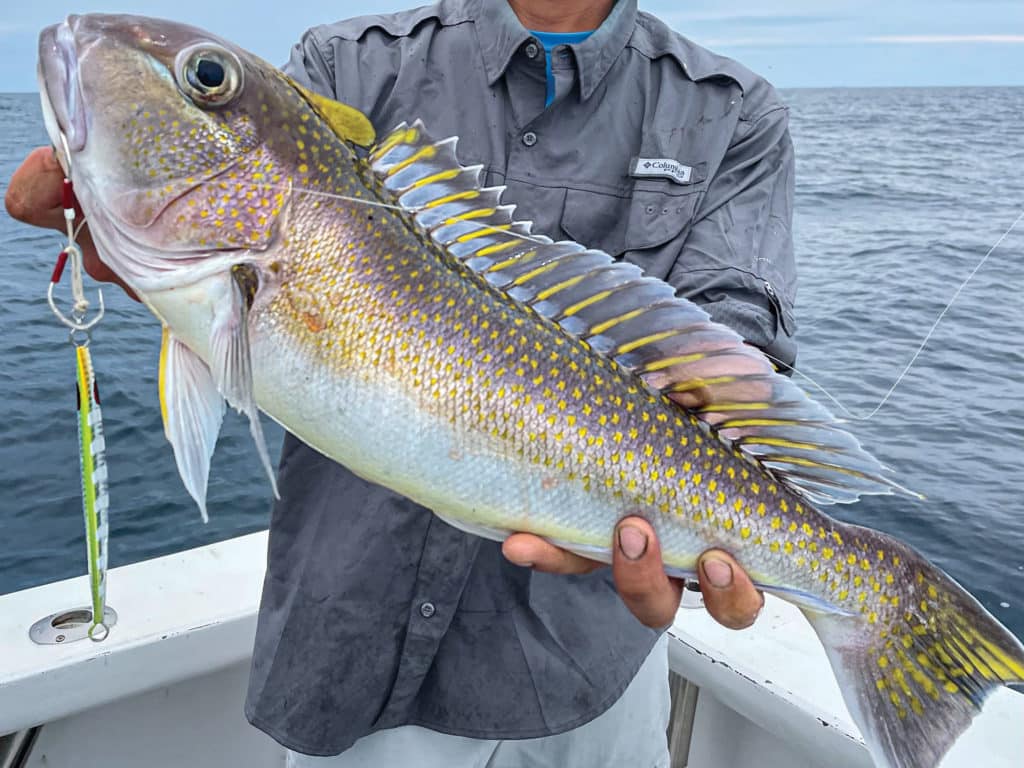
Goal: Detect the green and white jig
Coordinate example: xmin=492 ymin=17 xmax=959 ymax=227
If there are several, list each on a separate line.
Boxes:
xmin=47 ymin=168 xmax=111 ymax=642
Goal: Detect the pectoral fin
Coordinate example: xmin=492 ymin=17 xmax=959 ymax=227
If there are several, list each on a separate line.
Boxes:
xmin=159 ymin=327 xmax=225 ymax=522
xmin=208 ymin=266 xmax=279 ymax=500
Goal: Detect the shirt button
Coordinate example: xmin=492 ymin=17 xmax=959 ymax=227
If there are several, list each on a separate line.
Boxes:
xmin=524 ymin=42 xmax=539 ymax=59
xmin=419 ymin=601 xmax=436 ymax=618
xmin=522 ymin=131 xmax=538 ymax=147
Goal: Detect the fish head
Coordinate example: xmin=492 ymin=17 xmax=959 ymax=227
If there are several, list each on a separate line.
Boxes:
xmin=37 ymin=13 xmax=372 ymax=302
xmin=35 ymin=14 xmax=381 ymax=514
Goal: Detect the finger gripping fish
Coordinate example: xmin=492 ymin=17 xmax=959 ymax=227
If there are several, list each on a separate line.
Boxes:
xmin=36 ymin=15 xmax=1024 ymax=768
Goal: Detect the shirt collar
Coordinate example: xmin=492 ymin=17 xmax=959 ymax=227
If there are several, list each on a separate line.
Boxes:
xmin=473 ymin=0 xmax=637 ymax=100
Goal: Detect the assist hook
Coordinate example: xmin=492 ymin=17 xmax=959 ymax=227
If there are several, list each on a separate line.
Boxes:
xmin=47 ymin=141 xmax=104 ymax=342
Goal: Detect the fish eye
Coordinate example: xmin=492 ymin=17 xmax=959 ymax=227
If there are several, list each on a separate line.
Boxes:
xmin=193 ymin=59 xmax=225 ymax=89
xmin=175 ymin=44 xmax=242 ymax=108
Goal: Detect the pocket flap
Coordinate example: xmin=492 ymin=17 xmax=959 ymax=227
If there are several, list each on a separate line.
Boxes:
xmin=625 ymin=189 xmax=700 ymax=251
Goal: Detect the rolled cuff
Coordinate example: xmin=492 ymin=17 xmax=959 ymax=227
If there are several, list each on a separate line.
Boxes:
xmin=683 ymin=267 xmax=797 ymax=371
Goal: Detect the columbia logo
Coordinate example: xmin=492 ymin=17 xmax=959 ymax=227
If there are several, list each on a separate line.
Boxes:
xmin=631 ymin=157 xmax=693 ymax=184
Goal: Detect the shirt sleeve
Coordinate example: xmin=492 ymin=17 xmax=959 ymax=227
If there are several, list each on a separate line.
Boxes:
xmin=667 ymin=105 xmax=798 ymax=370
xmin=281 ymin=21 xmax=414 ymax=128
xmin=281 ymin=27 xmax=337 ymax=96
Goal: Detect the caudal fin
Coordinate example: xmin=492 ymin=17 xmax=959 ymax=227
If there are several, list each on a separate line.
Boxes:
xmin=805 ymin=541 xmax=1024 ymax=768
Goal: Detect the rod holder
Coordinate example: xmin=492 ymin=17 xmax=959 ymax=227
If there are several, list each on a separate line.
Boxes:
xmin=29 ymin=607 xmax=118 ymax=645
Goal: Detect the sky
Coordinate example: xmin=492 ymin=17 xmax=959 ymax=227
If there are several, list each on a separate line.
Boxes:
xmin=2 ymin=0 xmax=1022 ymax=91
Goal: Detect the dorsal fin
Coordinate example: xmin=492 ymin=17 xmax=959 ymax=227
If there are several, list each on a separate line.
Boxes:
xmin=369 ymin=121 xmax=917 ymax=505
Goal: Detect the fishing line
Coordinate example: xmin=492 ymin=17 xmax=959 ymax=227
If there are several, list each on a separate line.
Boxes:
xmin=770 ymin=205 xmax=1024 ymax=422
xmin=196 ymin=180 xmax=552 ymax=244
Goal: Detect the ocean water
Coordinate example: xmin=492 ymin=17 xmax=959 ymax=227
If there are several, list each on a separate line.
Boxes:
xmin=0 ymin=87 xmax=1022 ymax=640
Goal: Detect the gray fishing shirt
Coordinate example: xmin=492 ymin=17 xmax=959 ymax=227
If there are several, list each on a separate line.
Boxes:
xmin=245 ymin=0 xmax=797 ymax=756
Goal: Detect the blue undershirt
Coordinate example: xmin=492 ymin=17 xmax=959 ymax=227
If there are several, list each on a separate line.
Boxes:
xmin=529 ymin=30 xmax=593 ymax=107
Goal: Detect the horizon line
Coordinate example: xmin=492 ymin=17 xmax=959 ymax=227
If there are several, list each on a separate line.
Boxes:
xmin=3 ymin=83 xmax=1024 ymax=96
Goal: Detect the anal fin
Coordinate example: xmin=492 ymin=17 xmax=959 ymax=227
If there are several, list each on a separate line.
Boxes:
xmin=159 ymin=327 xmax=225 ymax=522
xmin=432 ymin=510 xmax=510 ymax=543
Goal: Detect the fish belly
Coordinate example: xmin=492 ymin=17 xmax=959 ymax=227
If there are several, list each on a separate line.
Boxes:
xmin=248 ymin=314 xmax=713 ymax=571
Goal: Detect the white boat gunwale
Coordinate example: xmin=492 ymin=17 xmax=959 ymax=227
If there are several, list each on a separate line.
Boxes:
xmin=0 ymin=532 xmax=1020 ymax=767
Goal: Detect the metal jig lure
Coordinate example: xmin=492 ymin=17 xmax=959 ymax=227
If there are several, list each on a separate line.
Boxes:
xmin=47 ymin=162 xmax=111 ymax=642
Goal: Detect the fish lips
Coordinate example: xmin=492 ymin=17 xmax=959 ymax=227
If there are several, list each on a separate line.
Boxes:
xmin=38 ymin=18 xmax=87 ymax=157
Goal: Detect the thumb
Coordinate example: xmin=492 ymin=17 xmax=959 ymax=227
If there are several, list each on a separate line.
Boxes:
xmin=697 ymin=549 xmax=764 ymax=630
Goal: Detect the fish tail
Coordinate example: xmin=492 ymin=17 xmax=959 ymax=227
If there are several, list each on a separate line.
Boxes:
xmin=804 ymin=531 xmax=1024 ymax=768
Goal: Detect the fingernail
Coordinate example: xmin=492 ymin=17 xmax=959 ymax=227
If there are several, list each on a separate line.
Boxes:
xmin=618 ymin=525 xmax=648 ymax=560
xmin=701 ymin=557 xmax=733 ymax=589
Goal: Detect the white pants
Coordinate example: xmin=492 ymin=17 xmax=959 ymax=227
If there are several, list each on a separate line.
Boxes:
xmin=287 ymin=635 xmax=671 ymax=768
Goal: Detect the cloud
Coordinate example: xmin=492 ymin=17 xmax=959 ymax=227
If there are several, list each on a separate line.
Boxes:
xmin=684 ymin=33 xmax=1024 ymax=50
xmin=665 ymin=13 xmax=841 ymax=27
xmin=864 ymin=35 xmax=1024 ymax=44
xmin=696 ymin=37 xmax=822 ymax=48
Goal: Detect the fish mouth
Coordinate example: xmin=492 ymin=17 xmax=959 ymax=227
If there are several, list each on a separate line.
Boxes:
xmin=38 ymin=17 xmax=87 ymax=161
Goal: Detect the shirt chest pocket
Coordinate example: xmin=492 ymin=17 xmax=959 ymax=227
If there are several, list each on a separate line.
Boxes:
xmin=559 ymin=182 xmax=702 ymax=282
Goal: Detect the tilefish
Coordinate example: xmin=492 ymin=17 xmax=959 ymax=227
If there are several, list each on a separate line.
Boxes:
xmin=36 ymin=14 xmax=1023 ymax=768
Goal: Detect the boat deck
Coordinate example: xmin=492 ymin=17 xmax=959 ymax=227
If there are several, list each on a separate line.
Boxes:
xmin=0 ymin=532 xmax=1020 ymax=767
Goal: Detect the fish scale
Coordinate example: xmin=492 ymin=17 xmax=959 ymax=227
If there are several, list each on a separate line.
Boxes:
xmin=36 ymin=15 xmax=1024 ymax=768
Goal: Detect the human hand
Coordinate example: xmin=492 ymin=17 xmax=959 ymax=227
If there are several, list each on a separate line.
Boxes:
xmin=5 ymin=146 xmax=132 ymax=295
xmin=502 ymin=516 xmax=764 ymax=630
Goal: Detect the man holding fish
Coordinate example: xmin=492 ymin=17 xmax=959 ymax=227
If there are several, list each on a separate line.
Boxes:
xmin=8 ymin=0 xmax=794 ymax=765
